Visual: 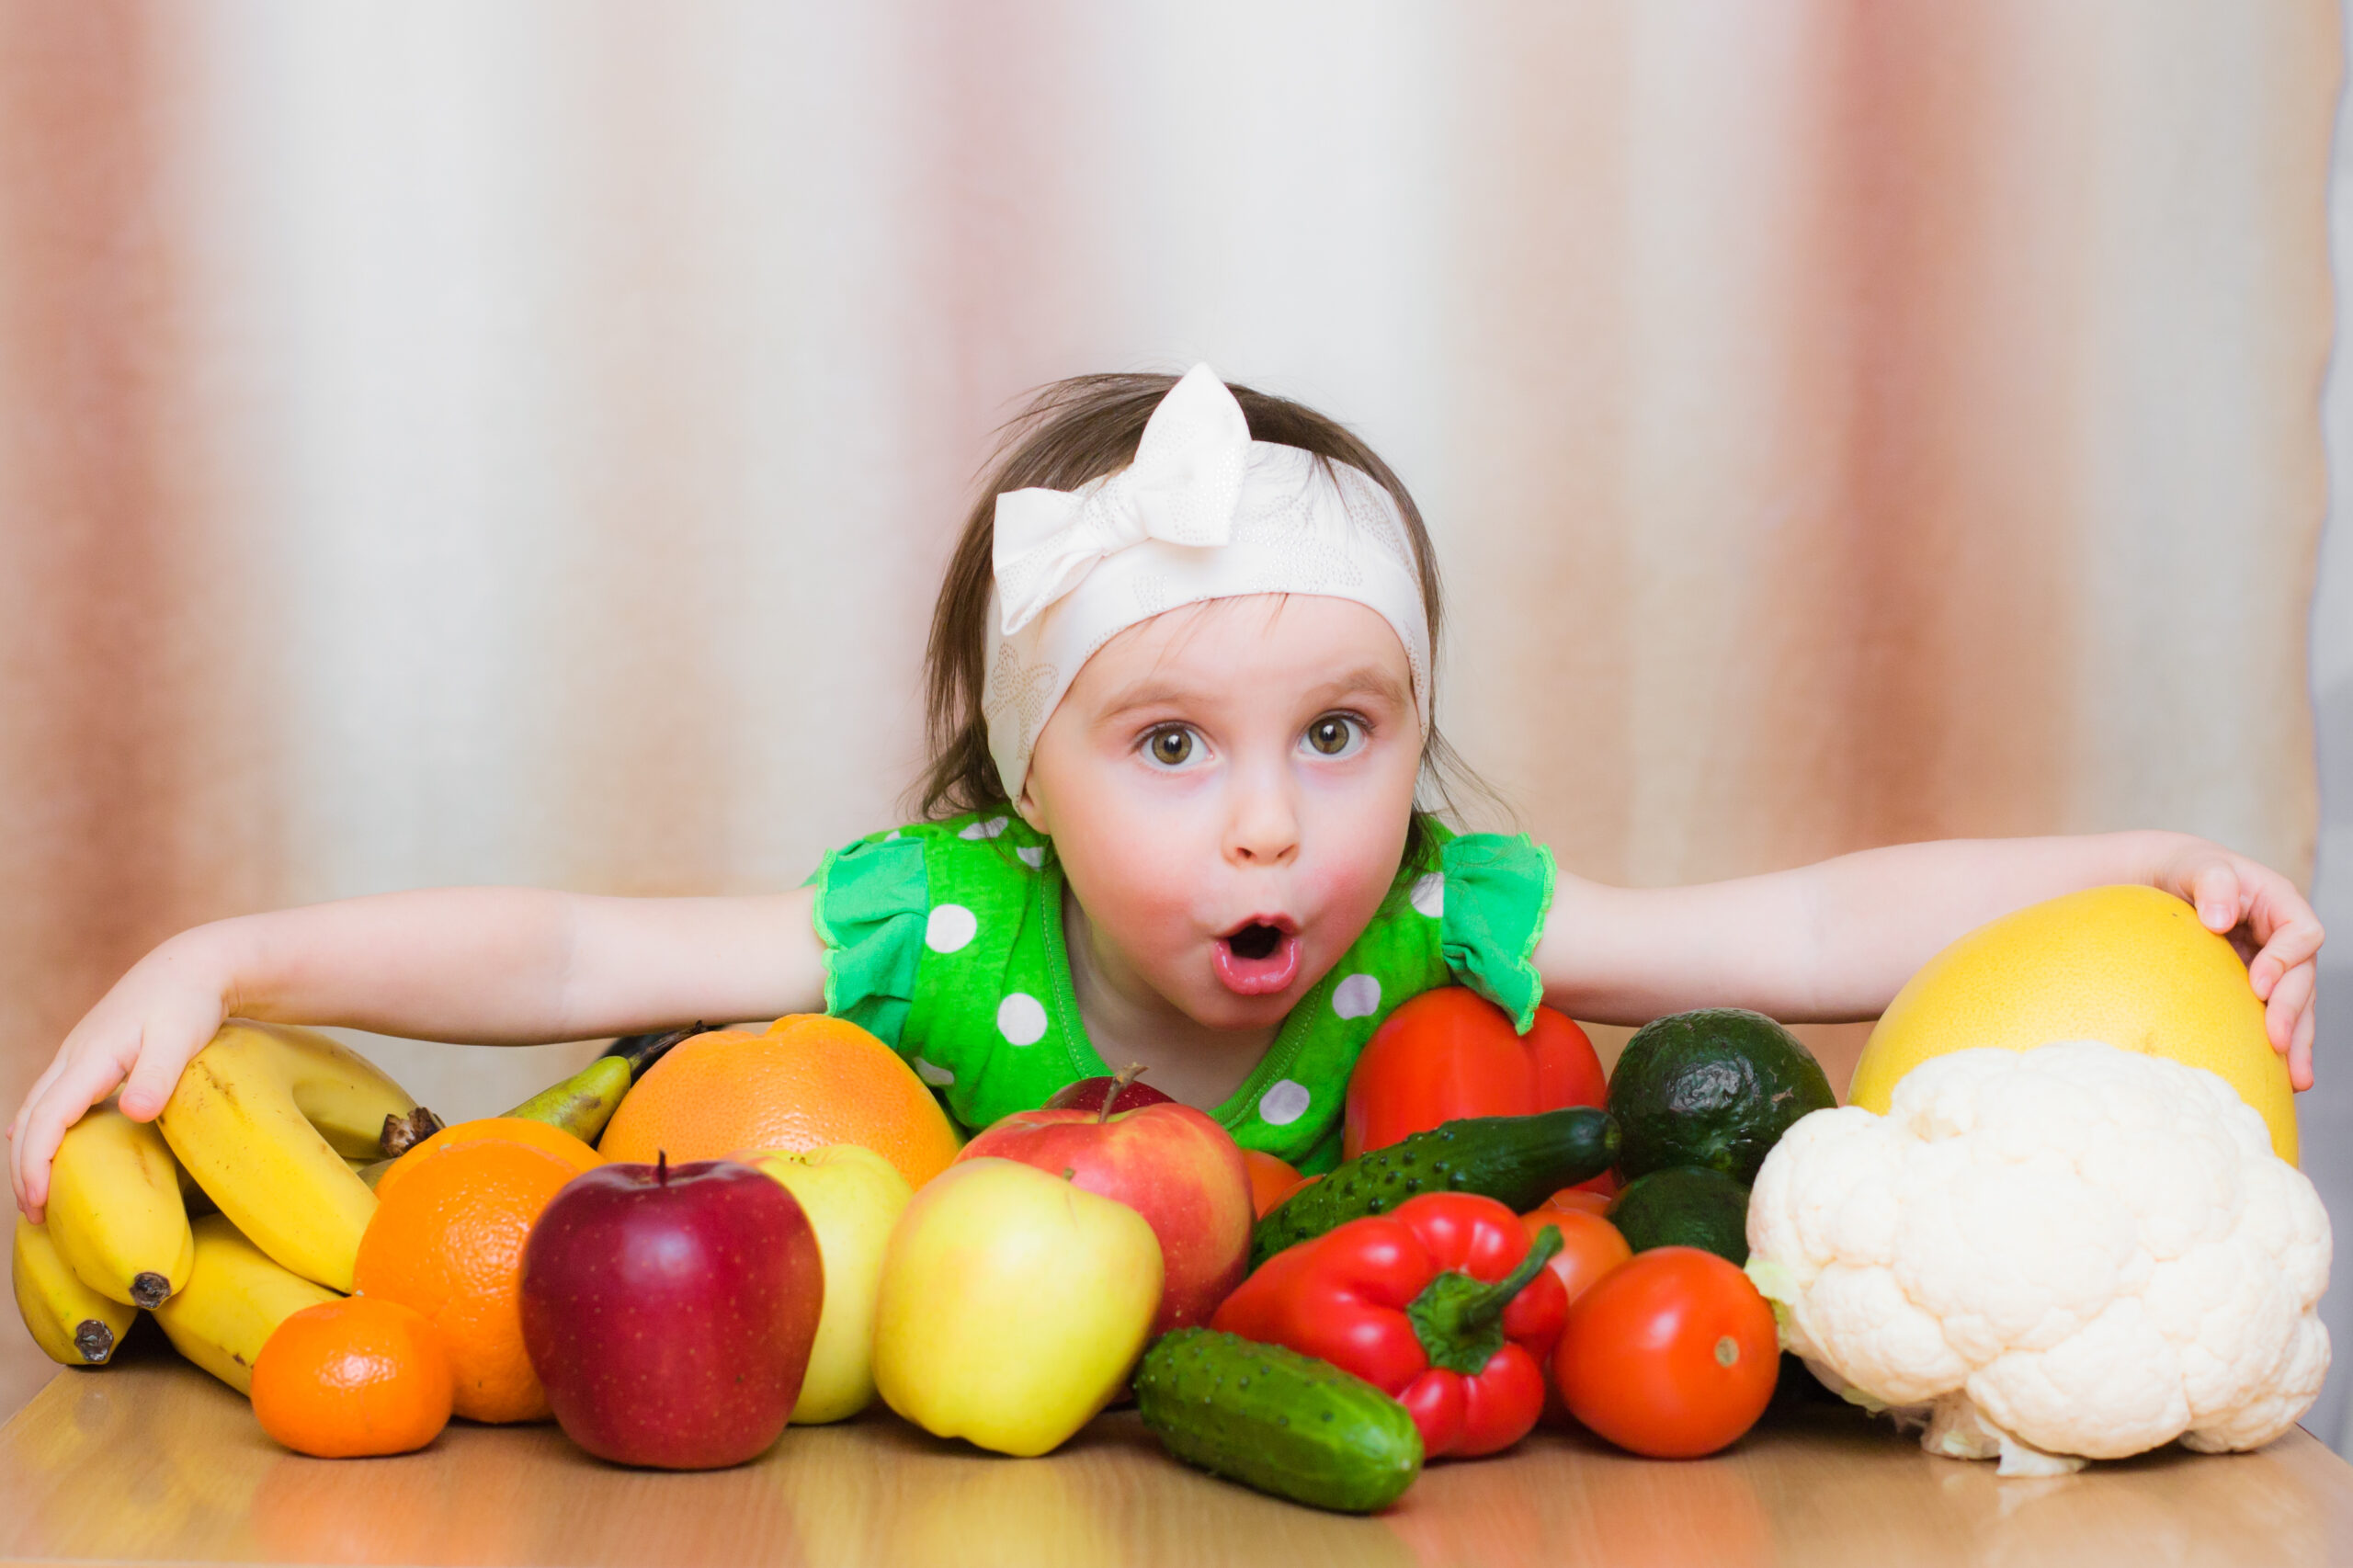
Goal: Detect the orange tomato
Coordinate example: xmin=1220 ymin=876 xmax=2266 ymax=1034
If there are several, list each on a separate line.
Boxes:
xmin=1519 ymin=1208 xmax=1630 ymax=1309
xmin=1242 ymin=1151 xmax=1308 ymax=1217
xmin=1529 ymin=1187 xmax=1613 ymax=1219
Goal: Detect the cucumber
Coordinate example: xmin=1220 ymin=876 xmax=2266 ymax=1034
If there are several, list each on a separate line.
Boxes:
xmin=1252 ymin=1107 xmax=1617 ymax=1267
xmin=1135 ymin=1329 xmax=1422 ymax=1514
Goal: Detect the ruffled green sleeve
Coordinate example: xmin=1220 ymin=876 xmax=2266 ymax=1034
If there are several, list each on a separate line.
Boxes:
xmin=806 ymin=834 xmax=929 ymax=1049
xmin=1438 ymin=833 xmax=1557 ymax=1033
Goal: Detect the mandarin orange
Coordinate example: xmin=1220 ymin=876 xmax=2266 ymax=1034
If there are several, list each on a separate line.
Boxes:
xmin=252 ymin=1297 xmax=454 ymax=1458
xmin=351 ymin=1141 xmax=578 ymax=1423
xmin=597 ymin=1016 xmax=961 ymax=1189
xmin=374 ymin=1117 xmax=603 ymax=1203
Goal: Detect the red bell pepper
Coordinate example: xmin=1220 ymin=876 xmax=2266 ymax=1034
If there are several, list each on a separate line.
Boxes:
xmin=1210 ymin=1192 xmax=1569 ymax=1458
xmin=1344 ymin=990 xmax=1608 ymax=1190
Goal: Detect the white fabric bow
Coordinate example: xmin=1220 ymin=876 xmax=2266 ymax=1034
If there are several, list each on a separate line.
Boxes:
xmin=992 ymin=363 xmax=1250 ymax=635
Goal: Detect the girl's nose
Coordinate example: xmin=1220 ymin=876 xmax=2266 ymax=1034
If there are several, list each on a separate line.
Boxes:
xmin=1224 ymin=765 xmax=1301 ymax=868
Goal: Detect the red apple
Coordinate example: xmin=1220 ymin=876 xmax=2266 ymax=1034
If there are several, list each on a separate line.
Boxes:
xmin=960 ymin=1100 xmax=1251 ymax=1335
xmin=1044 ymin=1071 xmax=1177 ymax=1115
xmin=519 ymin=1157 xmax=823 ymax=1470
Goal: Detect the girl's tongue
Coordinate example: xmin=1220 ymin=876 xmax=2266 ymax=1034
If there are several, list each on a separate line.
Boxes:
xmin=1213 ymin=921 xmax=1301 ymax=996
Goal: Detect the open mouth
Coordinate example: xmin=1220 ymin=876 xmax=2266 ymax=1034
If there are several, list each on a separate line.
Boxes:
xmin=1213 ymin=919 xmax=1302 ymax=997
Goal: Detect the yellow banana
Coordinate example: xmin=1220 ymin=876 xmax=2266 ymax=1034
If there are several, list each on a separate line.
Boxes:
xmin=151 ymin=1212 xmax=337 ymax=1394
xmin=13 ymin=1216 xmax=137 ymax=1366
xmin=47 ymin=1103 xmax=195 ymax=1307
xmin=158 ymin=1021 xmax=417 ymax=1292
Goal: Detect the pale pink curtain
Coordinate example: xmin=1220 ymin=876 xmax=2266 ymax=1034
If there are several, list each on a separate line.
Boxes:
xmin=0 ymin=0 xmax=2331 ymax=1172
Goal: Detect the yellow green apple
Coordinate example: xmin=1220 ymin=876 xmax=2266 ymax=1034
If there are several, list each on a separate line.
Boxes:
xmin=740 ymin=1142 xmax=915 ymax=1424
xmin=870 ymin=1156 xmax=1163 ymax=1457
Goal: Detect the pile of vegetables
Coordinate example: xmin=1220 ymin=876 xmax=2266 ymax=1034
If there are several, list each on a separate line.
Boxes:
xmin=1142 ymin=991 xmax=2334 ymax=1513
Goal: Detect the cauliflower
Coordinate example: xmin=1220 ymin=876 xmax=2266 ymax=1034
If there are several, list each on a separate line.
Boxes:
xmin=1745 ymin=1040 xmax=2331 ymax=1476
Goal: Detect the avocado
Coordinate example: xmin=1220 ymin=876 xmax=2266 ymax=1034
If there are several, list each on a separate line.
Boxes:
xmin=1607 ymin=1165 xmax=1752 ymax=1264
xmin=1607 ymin=1007 xmax=1835 ymax=1185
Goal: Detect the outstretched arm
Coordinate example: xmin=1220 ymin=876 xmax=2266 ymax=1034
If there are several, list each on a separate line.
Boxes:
xmin=9 ymin=885 xmax=826 ymax=1219
xmin=1536 ymin=830 xmax=2321 ymax=1085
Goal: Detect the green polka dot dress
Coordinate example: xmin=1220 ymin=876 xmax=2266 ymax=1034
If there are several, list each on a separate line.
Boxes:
xmin=809 ymin=811 xmax=1555 ymax=1174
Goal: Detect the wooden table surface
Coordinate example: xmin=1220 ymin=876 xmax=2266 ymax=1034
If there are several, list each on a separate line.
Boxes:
xmin=4 ymin=1348 xmax=2348 ymax=1568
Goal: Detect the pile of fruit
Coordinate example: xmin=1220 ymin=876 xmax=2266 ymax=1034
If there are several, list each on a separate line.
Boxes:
xmin=9 ymin=888 xmax=2330 ymax=1508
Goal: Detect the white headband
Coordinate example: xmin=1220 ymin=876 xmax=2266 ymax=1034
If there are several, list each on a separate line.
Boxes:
xmin=982 ymin=364 xmax=1432 ymax=799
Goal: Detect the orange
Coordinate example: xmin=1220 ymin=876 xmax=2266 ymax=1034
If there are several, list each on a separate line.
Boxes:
xmin=374 ymin=1117 xmax=603 ymax=1203
xmin=351 ymin=1141 xmax=577 ymax=1423
xmin=252 ymin=1297 xmax=454 ymax=1459
xmin=598 ymin=1016 xmax=961 ymax=1189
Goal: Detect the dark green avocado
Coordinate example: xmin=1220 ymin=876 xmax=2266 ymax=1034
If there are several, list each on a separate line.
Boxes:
xmin=1608 ymin=1007 xmax=1835 ymax=1185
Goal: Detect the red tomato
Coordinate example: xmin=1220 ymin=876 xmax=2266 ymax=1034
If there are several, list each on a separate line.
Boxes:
xmin=1343 ymin=989 xmax=1608 ymax=1164
xmin=1242 ymin=1150 xmax=1309 ymax=1217
xmin=1552 ymin=1246 xmax=1779 ymax=1459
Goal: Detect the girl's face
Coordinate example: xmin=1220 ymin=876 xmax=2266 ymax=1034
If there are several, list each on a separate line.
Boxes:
xmin=1018 ymin=594 xmax=1423 ymax=1031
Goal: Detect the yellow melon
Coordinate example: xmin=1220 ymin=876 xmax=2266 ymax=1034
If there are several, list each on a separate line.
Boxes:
xmin=1850 ymin=884 xmax=2297 ymax=1163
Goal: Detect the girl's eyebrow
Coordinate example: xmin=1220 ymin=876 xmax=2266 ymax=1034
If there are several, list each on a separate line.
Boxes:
xmin=1095 ymin=664 xmax=1411 ymax=721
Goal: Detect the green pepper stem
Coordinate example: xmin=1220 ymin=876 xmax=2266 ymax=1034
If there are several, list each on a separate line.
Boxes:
xmin=1405 ymin=1225 xmax=1565 ymax=1376
xmin=1461 ymin=1224 xmax=1563 ymax=1327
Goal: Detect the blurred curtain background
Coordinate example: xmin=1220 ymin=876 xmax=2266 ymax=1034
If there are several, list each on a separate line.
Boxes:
xmin=2 ymin=2 xmax=2343 ymax=1432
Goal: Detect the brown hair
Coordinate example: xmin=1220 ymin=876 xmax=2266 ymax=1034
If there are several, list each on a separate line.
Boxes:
xmin=915 ymin=371 xmax=1488 ymax=869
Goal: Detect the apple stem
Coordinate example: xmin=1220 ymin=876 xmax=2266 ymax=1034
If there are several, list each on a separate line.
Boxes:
xmin=1099 ymin=1062 xmax=1148 ymax=1125
xmin=656 ymin=1150 xmax=668 ymax=1186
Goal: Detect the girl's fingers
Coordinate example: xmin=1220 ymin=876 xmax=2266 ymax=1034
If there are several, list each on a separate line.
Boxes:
xmin=2190 ymin=863 xmax=2246 ymax=935
xmin=2264 ymin=961 xmax=2315 ymax=1052
xmin=2290 ymin=1003 xmax=2316 ymax=1092
xmin=14 ymin=1042 xmax=133 ymax=1218
xmin=2247 ymin=903 xmax=2325 ymax=994
xmin=118 ymin=1028 xmax=190 ymax=1122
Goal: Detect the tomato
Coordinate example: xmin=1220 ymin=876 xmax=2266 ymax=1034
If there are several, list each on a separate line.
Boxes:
xmin=1242 ymin=1150 xmax=1309 ymax=1217
xmin=1519 ymin=1208 xmax=1631 ymax=1308
xmin=1529 ymin=1187 xmax=1613 ymax=1218
xmin=1343 ymin=989 xmax=1608 ymax=1168
xmin=1552 ymin=1245 xmax=1778 ymax=1459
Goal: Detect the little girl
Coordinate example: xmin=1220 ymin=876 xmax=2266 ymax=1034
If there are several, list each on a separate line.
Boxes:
xmin=7 ymin=366 xmax=2326 ymax=1209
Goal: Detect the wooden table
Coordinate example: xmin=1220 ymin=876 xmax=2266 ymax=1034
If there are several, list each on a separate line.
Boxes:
xmin=4 ymin=1350 xmax=2349 ymax=1568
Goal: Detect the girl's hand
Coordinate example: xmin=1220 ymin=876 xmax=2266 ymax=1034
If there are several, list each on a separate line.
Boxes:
xmin=2151 ymin=840 xmax=2325 ymax=1090
xmin=7 ymin=931 xmax=233 ymax=1221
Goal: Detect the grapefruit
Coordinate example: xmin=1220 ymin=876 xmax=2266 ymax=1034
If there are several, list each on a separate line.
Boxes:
xmin=1849 ymin=885 xmax=2296 ymax=1162
xmin=597 ymin=1016 xmax=962 ymax=1190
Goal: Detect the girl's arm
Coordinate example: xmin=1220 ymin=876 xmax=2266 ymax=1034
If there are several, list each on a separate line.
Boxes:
xmin=9 ymin=886 xmax=826 ymax=1219
xmin=1537 ymin=829 xmax=2324 ymax=1086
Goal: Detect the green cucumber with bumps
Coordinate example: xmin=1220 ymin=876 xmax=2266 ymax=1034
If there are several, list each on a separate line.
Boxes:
xmin=1252 ymin=1107 xmax=1618 ymax=1267
xmin=1135 ymin=1329 xmax=1422 ymax=1514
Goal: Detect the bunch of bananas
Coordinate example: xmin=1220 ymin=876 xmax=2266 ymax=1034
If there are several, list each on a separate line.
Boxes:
xmin=12 ymin=1020 xmax=698 ymax=1390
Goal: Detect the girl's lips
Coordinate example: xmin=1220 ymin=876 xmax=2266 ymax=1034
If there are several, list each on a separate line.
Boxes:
xmin=1213 ymin=926 xmax=1302 ymax=996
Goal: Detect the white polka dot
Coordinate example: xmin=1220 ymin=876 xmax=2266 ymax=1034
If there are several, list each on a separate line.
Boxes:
xmin=1017 ymin=846 xmax=1045 ymax=869
xmin=996 ymin=992 xmax=1048 ymax=1046
xmin=960 ymin=816 xmax=1011 ymax=840
xmin=1258 ymin=1079 xmax=1312 ymax=1126
xmin=1410 ymin=872 xmax=1444 ymax=918
xmin=925 ymin=903 xmax=977 ymax=953
xmin=1332 ymin=973 xmax=1382 ymax=1020
xmin=911 ymin=1056 xmax=955 ymax=1086
xmin=884 ymin=829 xmax=903 ymax=841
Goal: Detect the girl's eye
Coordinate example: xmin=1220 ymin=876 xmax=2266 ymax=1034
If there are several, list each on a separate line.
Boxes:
xmin=1145 ymin=727 xmax=1198 ymax=767
xmin=1304 ymin=715 xmax=1362 ymax=757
